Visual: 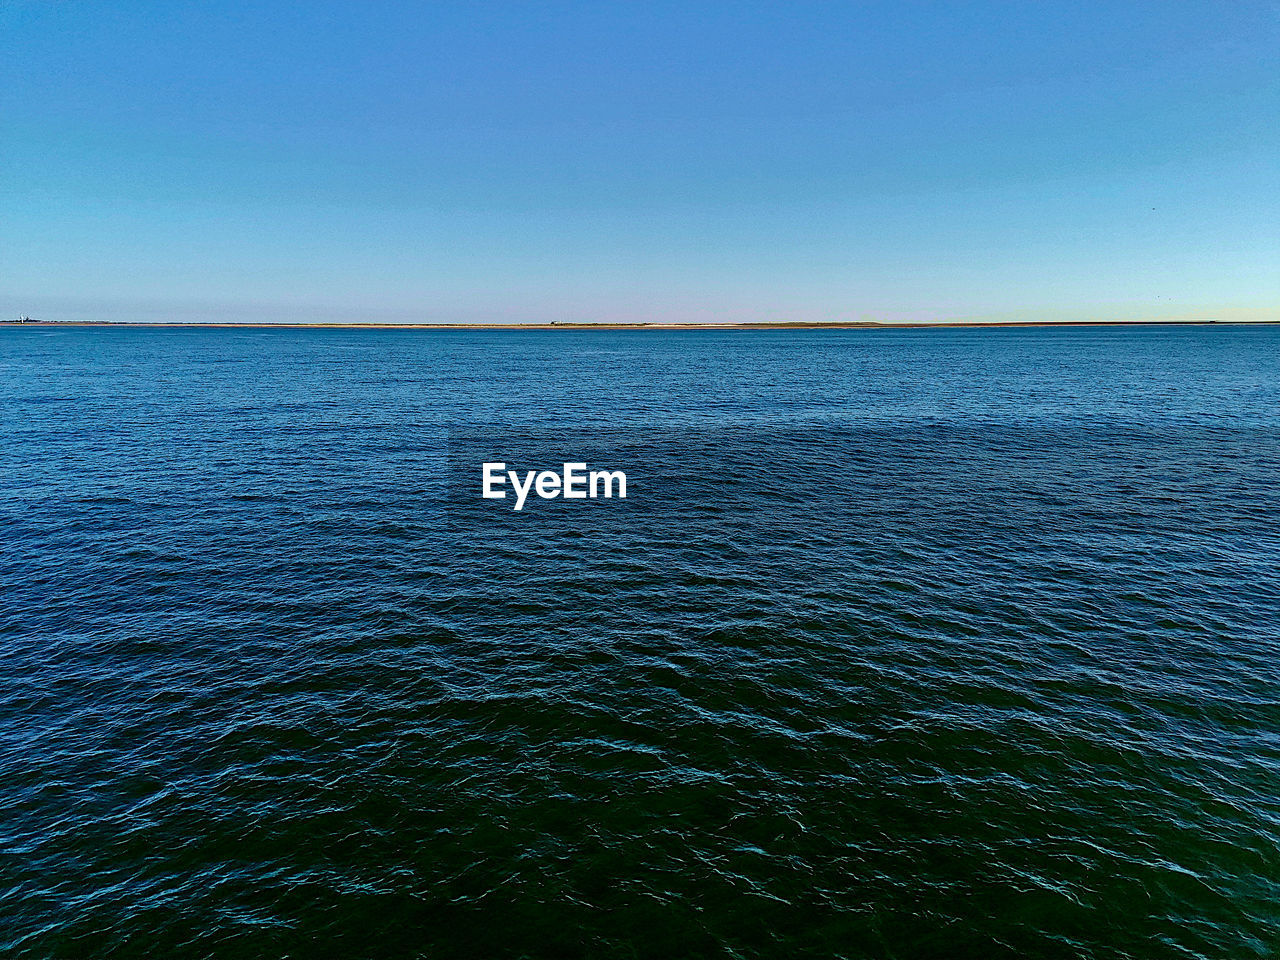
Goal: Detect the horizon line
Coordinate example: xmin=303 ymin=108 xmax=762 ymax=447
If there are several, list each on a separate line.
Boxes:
xmin=2 ymin=319 xmax=1276 ymax=331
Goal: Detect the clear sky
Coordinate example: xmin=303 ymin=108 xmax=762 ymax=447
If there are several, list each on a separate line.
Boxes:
xmin=3 ymin=1 xmax=1277 ymax=324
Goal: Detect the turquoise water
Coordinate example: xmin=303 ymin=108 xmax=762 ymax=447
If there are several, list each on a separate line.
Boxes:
xmin=2 ymin=325 xmax=1279 ymax=958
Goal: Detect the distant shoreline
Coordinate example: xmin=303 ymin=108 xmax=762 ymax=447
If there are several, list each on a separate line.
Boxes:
xmin=2 ymin=319 xmax=1273 ymax=330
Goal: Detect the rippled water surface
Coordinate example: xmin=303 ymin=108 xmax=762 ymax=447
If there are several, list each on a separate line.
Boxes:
xmin=2 ymin=325 xmax=1279 ymax=958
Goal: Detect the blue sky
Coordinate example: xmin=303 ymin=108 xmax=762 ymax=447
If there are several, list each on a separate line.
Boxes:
xmin=3 ymin=1 xmax=1277 ymax=323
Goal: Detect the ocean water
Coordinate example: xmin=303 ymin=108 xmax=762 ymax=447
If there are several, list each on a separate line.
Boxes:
xmin=1 ymin=324 xmax=1278 ymax=959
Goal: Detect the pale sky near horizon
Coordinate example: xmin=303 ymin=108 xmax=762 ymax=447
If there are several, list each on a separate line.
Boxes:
xmin=3 ymin=1 xmax=1278 ymax=324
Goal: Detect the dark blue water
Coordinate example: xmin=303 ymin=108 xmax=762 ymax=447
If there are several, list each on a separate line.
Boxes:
xmin=2 ymin=325 xmax=1278 ymax=958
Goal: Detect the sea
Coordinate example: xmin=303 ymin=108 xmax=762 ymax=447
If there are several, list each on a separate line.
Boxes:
xmin=2 ymin=324 xmax=1278 ymax=958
